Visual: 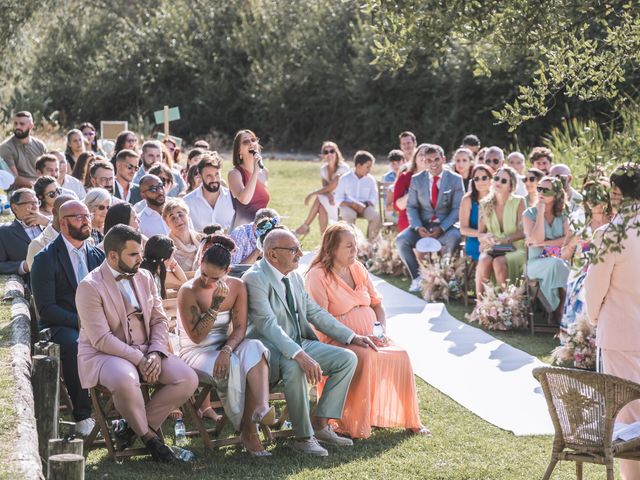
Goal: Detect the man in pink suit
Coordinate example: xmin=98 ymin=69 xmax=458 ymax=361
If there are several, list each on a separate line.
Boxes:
xmin=585 ymin=163 xmax=640 ymax=480
xmin=76 ymin=224 xmax=198 ymax=463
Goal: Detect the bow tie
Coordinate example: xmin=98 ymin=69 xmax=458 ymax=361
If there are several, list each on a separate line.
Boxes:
xmin=116 ymin=273 xmax=135 ymax=282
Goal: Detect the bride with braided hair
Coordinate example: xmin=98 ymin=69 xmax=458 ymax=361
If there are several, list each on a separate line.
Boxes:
xmin=177 ymin=234 xmax=274 ymax=457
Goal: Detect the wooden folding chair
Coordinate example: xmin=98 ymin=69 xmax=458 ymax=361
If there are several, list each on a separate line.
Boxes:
xmin=84 ymin=383 xmax=162 ymax=461
xmin=524 ymin=256 xmax=556 ymax=335
xmin=460 ymin=247 xmax=477 ymax=307
xmin=377 ymin=180 xmax=397 ymax=233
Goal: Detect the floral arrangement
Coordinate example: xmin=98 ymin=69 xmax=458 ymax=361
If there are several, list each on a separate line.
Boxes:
xmin=419 ymin=254 xmax=466 ymax=303
xmin=465 ymin=281 xmax=528 ymax=330
xmin=551 ymin=317 xmax=597 ymax=370
xmin=355 ymin=232 xmax=374 ymax=267
xmin=369 ymin=232 xmax=406 ymax=276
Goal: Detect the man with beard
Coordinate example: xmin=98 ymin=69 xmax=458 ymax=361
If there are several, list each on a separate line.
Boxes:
xmin=31 ymin=200 xmax=105 ymax=436
xmin=183 ymin=153 xmax=235 ymax=232
xmin=0 ymin=111 xmax=48 ymax=188
xmin=89 ymin=160 xmax=115 ymax=195
xmin=76 ymin=225 xmax=198 ymax=462
xmin=114 ymin=149 xmax=142 ymax=205
xmin=138 ymin=174 xmax=170 ymax=237
xmin=133 ymin=140 xmax=163 ymax=185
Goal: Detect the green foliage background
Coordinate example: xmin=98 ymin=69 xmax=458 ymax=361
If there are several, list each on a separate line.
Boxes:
xmin=2 ymin=0 xmax=637 ymax=154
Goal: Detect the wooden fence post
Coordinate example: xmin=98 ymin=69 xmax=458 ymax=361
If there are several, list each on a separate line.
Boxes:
xmin=48 ymin=453 xmax=84 ymax=480
xmin=32 ymin=354 xmax=60 ymax=467
xmin=48 ymin=438 xmax=83 ymax=457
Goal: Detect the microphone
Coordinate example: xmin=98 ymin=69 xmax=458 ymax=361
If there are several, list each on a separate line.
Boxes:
xmin=249 ymin=149 xmax=264 ymax=170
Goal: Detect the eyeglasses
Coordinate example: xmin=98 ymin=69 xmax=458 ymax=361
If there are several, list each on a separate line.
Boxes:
xmin=485 ymin=158 xmax=501 ymax=166
xmin=15 ymin=200 xmax=40 ymax=207
xmin=45 ymin=187 xmax=63 ymax=199
xmin=82 ymin=130 xmax=95 ymax=137
xmin=472 ymin=175 xmax=489 ymax=182
xmin=322 ymin=149 xmax=336 ymax=155
xmin=144 ymin=183 xmax=165 ymax=193
xmin=63 ymin=213 xmax=93 ymax=222
xmin=94 ymin=204 xmax=109 ymax=211
xmin=524 ymin=175 xmax=539 ymax=183
xmin=274 ymin=245 xmax=302 ymax=255
xmin=554 ymin=173 xmax=568 ymax=183
xmin=493 ymin=176 xmax=509 ymax=184
xmin=124 ymin=162 xmax=139 ymax=171
xmin=95 ymin=176 xmax=113 ymax=184
xmin=536 ymin=186 xmax=555 ymax=196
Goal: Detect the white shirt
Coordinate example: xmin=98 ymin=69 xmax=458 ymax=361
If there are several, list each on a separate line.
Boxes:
xmin=62 ymin=175 xmax=86 ymax=200
xmin=18 ymin=220 xmax=43 ymax=241
xmin=62 ymin=235 xmax=88 ymax=282
xmin=183 ymin=185 xmax=235 ymax=233
xmin=139 ymin=206 xmax=170 ymax=238
xmin=427 ymin=171 xmax=442 ymax=201
xmin=107 ymin=264 xmax=140 ymax=309
xmin=334 ymin=170 xmax=378 ymax=206
xmin=515 ymin=176 xmax=527 ymax=197
xmin=114 ymin=179 xmax=132 ymax=203
xmin=26 ymin=224 xmax=59 ymax=269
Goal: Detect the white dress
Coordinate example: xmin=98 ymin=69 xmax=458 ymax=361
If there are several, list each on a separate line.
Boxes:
xmin=177 ymin=310 xmax=269 ymax=430
xmin=319 ymin=163 xmax=350 ymax=222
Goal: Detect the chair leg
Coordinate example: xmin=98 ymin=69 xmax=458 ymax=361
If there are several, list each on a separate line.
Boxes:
xmin=575 ymin=461 xmax=583 ymax=480
xmin=542 ymin=459 xmax=558 ymax=480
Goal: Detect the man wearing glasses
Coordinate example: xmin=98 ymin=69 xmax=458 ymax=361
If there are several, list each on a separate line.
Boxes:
xmin=31 ymin=200 xmax=105 ymax=437
xmin=138 ymin=174 xmax=170 ymax=237
xmin=0 ymin=188 xmax=46 ymax=276
xmin=244 ymin=228 xmax=376 ymax=456
xmin=484 ymin=146 xmax=526 ymax=196
xmin=114 ymin=149 xmax=142 ymax=205
xmin=89 ymin=160 xmax=115 ymax=195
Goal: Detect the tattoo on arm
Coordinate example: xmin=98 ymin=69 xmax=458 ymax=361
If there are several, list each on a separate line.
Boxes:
xmin=191 ymin=305 xmax=217 ymax=338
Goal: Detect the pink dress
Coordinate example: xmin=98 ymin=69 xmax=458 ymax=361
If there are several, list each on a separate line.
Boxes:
xmin=305 ymin=261 xmax=423 ymax=438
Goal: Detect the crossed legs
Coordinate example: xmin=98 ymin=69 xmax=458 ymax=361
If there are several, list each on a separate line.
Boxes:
xmin=475 ymin=253 xmax=508 ymax=298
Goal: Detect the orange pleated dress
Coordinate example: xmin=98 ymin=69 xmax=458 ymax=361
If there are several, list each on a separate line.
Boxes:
xmin=305 ymin=261 xmax=423 ymax=438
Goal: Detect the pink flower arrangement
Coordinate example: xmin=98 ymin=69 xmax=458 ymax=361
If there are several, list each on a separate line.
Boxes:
xmin=465 ymin=281 xmax=528 ymax=330
xmin=419 ymin=254 xmax=466 ymax=303
xmin=552 ymin=317 xmax=597 ymax=370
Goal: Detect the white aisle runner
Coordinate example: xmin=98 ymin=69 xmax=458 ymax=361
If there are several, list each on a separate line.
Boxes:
xmin=299 ymin=255 xmax=553 ymax=436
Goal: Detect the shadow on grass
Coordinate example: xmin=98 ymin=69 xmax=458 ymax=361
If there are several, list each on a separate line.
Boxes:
xmin=86 ymin=426 xmax=412 ymax=480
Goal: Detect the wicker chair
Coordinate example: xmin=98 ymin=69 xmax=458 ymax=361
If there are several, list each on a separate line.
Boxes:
xmin=533 ymin=366 xmax=640 ymax=479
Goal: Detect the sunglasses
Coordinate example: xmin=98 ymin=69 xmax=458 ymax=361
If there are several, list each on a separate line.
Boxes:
xmin=322 ymin=149 xmax=336 ymax=155
xmin=472 ymin=175 xmax=489 ymax=182
xmin=124 ymin=162 xmax=139 ymax=171
xmin=94 ymin=204 xmax=109 ymax=211
xmin=144 ymin=183 xmax=165 ymax=193
xmin=82 ymin=130 xmax=96 ymax=137
xmin=45 ymin=187 xmax=63 ymax=199
xmin=524 ymin=175 xmax=539 ymax=183
xmin=16 ymin=200 xmax=40 ymax=207
xmin=536 ymin=186 xmax=555 ymax=196
xmin=485 ymin=158 xmax=501 ymax=165
xmin=493 ymin=176 xmax=509 ymax=184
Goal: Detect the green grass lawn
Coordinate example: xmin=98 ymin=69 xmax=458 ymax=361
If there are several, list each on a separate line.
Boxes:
xmin=46 ymin=158 xmax=614 ymax=478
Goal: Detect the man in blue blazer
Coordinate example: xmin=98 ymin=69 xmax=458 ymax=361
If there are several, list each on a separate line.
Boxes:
xmin=396 ymin=144 xmax=464 ymax=292
xmin=113 ymin=149 xmax=142 ymax=205
xmin=31 ymin=200 xmax=105 ymax=436
xmin=0 ymin=188 xmax=47 ymax=278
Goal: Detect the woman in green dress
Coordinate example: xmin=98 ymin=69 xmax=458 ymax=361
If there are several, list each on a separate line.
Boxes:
xmin=476 ymin=166 xmax=526 ymax=298
xmin=523 ymin=176 xmax=571 ymax=322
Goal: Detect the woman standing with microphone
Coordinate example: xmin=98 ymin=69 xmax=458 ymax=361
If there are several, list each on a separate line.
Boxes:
xmin=228 ymin=130 xmax=270 ymax=229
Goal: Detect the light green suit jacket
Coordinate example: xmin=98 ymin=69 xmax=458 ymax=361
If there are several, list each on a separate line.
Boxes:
xmin=244 ymin=258 xmax=353 ymax=359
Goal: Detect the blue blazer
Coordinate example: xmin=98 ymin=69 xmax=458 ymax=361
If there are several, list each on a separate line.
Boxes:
xmin=114 ymin=182 xmax=142 ymax=205
xmin=406 ymin=169 xmax=464 ymax=232
xmin=0 ymin=219 xmax=39 ymax=275
xmin=31 ymin=234 xmax=105 ymax=330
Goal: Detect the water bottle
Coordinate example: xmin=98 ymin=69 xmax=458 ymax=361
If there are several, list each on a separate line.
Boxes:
xmin=372 ymin=321 xmax=385 ymax=340
xmin=174 ymin=418 xmax=187 ymax=447
xmin=170 ymin=445 xmax=195 ymax=462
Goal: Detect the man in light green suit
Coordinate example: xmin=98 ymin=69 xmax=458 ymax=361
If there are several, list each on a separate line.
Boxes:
xmin=244 ymin=229 xmax=377 ymax=456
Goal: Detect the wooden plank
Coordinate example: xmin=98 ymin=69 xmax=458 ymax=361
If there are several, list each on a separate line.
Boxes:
xmin=32 ymin=355 xmax=60 ymax=465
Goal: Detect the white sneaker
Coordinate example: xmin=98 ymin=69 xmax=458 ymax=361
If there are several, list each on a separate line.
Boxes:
xmin=76 ymin=417 xmax=96 ymax=437
xmin=409 ymin=277 xmax=422 ymax=293
xmin=314 ymin=425 xmax=353 ymax=446
xmin=290 ymin=437 xmax=328 ymax=456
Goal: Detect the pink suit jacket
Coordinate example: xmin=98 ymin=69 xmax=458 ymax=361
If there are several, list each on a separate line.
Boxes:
xmin=585 ymin=214 xmax=640 ymax=351
xmin=76 ymin=261 xmax=170 ymax=389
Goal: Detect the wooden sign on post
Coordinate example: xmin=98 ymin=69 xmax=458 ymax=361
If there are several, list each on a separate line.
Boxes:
xmin=153 ymin=106 xmax=180 ymax=137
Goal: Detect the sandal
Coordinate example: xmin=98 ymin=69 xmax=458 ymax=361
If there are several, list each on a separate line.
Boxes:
xmin=251 ymin=405 xmax=277 ymax=426
xmin=240 ymin=431 xmax=271 ymax=457
xmin=198 ymin=406 xmax=223 ymax=422
xmin=294 ymin=223 xmax=310 ymax=238
xmin=407 ymin=426 xmax=432 ymax=437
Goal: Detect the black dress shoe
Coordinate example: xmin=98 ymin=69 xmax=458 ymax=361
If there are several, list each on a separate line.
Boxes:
xmin=113 ymin=420 xmax=137 ymax=451
xmin=144 ymin=436 xmax=176 ymax=463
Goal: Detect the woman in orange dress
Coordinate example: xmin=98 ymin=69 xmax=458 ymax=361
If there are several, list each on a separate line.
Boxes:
xmin=305 ymin=222 xmax=429 ymax=439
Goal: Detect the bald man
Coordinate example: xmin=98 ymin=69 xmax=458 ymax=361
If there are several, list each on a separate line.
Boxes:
xmin=31 ymin=200 xmax=105 ymax=436
xmin=138 ymin=174 xmax=170 ymax=237
xmin=244 ymin=229 xmax=376 ymax=456
xmin=549 ymin=163 xmax=583 ymax=214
